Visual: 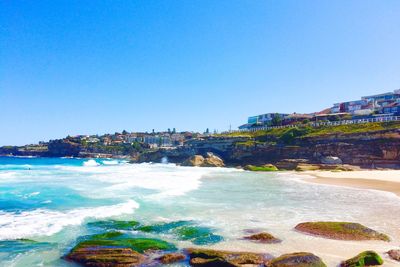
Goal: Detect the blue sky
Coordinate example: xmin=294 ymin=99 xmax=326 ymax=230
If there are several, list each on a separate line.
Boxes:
xmin=1 ymin=0 xmax=400 ymax=145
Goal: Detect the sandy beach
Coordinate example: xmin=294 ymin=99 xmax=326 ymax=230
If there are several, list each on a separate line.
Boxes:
xmin=300 ymin=170 xmax=400 ymax=197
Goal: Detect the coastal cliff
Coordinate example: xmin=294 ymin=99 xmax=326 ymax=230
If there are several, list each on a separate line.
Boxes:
xmin=2 ymin=122 xmax=400 ymax=169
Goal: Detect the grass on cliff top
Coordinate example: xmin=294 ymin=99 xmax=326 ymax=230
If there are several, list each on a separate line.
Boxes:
xmin=220 ymin=121 xmax=400 ymax=139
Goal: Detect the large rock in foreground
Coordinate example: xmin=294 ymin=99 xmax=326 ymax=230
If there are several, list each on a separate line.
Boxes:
xmin=295 ymin=222 xmax=390 ymax=241
xmin=64 ymin=232 xmax=176 ymax=266
xmin=186 ymin=248 xmax=271 ymax=266
xmin=340 ymin=251 xmax=383 ymax=267
xmin=269 ymin=252 xmax=326 ymax=267
xmin=65 ymin=246 xmax=145 ymax=267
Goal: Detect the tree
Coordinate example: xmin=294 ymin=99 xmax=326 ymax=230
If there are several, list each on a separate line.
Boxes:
xmin=122 ymin=130 xmax=128 ymax=135
xmin=205 ymin=128 xmax=209 ymax=134
xmin=172 ymin=128 xmax=176 ymax=134
xmin=271 ymin=114 xmax=282 ymax=126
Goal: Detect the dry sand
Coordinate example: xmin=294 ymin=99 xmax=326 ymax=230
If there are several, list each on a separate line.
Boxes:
xmin=300 ymin=170 xmax=400 ymax=197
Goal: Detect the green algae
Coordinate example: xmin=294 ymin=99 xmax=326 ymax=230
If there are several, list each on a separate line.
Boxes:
xmin=244 ymin=165 xmax=279 ymax=171
xmin=270 ymin=252 xmax=327 ymax=267
xmin=73 ymin=231 xmax=176 ymax=253
xmin=340 ymin=251 xmax=383 ymax=267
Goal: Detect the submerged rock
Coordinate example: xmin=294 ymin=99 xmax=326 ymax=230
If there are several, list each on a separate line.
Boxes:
xmin=269 ymin=252 xmax=326 ymax=267
xmin=295 ymin=222 xmax=390 ymax=241
xmin=244 ymin=232 xmax=281 ymax=243
xmin=340 ymin=251 xmax=383 ymax=267
xmin=87 ymin=220 xmax=140 ymax=230
xmin=137 ymin=221 xmax=223 ymax=245
xmin=186 ymin=248 xmax=271 ymax=266
xmin=157 ymin=252 xmax=186 ymax=264
xmin=387 ymin=249 xmax=400 ymax=261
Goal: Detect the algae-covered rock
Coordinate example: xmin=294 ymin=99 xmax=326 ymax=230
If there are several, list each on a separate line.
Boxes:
xmin=340 ymin=251 xmax=383 ymax=267
xmin=87 ymin=220 xmax=140 ymax=230
xmin=269 ymin=252 xmax=326 ymax=267
xmin=186 ymin=248 xmax=271 ymax=266
xmin=387 ymin=249 xmax=400 ymax=261
xmin=244 ymin=164 xmax=278 ymax=171
xmin=295 ymin=222 xmax=390 ymax=241
xmin=137 ymin=220 xmax=190 ymax=233
xmin=65 ymin=246 xmax=145 ymax=267
xmin=157 ymin=252 xmax=186 ymax=264
xmin=65 ymin=231 xmax=177 ymax=266
xmin=244 ymin=232 xmax=281 ymax=243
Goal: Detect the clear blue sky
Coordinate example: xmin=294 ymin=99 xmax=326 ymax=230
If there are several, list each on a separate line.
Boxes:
xmin=1 ymin=0 xmax=400 ymax=145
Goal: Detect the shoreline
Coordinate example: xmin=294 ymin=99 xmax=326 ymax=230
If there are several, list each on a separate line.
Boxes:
xmin=298 ymin=170 xmax=400 ymax=197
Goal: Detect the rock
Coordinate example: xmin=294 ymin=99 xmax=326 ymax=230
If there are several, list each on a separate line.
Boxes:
xmin=186 ymin=248 xmax=271 ymax=266
xmin=182 ymin=155 xmax=205 ymax=166
xmin=275 ymin=159 xmax=310 ymax=170
xmin=65 ymin=246 xmax=146 ymax=267
xmin=295 ymin=164 xmax=321 ymax=171
xmin=269 ymin=252 xmax=326 ymax=267
xmin=244 ymin=232 xmax=281 ymax=243
xmin=340 ymin=251 xmax=383 ymax=267
xmin=321 ymin=156 xmax=343 ymax=164
xmin=295 ymin=222 xmax=390 ymax=241
xmin=157 ymin=253 xmax=186 ymax=264
xmin=244 ymin=164 xmax=279 ymax=171
xmin=182 ymin=153 xmax=225 ymax=167
xmin=203 ymin=153 xmax=225 ymax=167
xmin=388 ymin=249 xmax=400 ymax=261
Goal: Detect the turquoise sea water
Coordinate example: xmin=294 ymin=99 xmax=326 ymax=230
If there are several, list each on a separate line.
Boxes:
xmin=1 ymin=157 xmax=400 ymax=266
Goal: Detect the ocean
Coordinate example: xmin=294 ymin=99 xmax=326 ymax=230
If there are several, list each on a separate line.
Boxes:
xmin=0 ymin=157 xmax=399 ymax=266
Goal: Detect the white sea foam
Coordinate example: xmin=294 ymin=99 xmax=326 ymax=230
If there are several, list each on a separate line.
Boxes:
xmin=83 ymin=159 xmax=99 ymax=167
xmin=102 ymin=160 xmax=120 ymax=165
xmin=0 ymin=200 xmax=139 ymax=240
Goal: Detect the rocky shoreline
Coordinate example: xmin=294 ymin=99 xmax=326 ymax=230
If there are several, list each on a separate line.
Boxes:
xmin=60 ymin=219 xmax=399 ymax=266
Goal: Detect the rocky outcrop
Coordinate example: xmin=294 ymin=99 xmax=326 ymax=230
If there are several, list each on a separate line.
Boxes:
xmin=244 ymin=232 xmax=281 ymax=243
xmin=186 ymin=248 xmax=271 ymax=266
xmin=182 ymin=153 xmax=225 ymax=167
xmin=295 ymin=222 xmax=390 ymax=241
xmin=388 ymin=249 xmax=400 ymax=261
xmin=340 ymin=251 xmax=383 ymax=267
xmin=269 ymin=252 xmax=326 ymax=267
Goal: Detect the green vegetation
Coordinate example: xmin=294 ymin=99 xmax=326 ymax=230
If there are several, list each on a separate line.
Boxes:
xmin=219 ymin=122 xmax=400 ymax=144
xmin=295 ymin=222 xmax=390 ymax=241
xmin=340 ymin=251 xmax=383 ymax=267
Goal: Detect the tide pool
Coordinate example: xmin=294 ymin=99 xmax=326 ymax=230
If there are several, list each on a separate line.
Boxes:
xmin=0 ymin=157 xmax=399 ymax=266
